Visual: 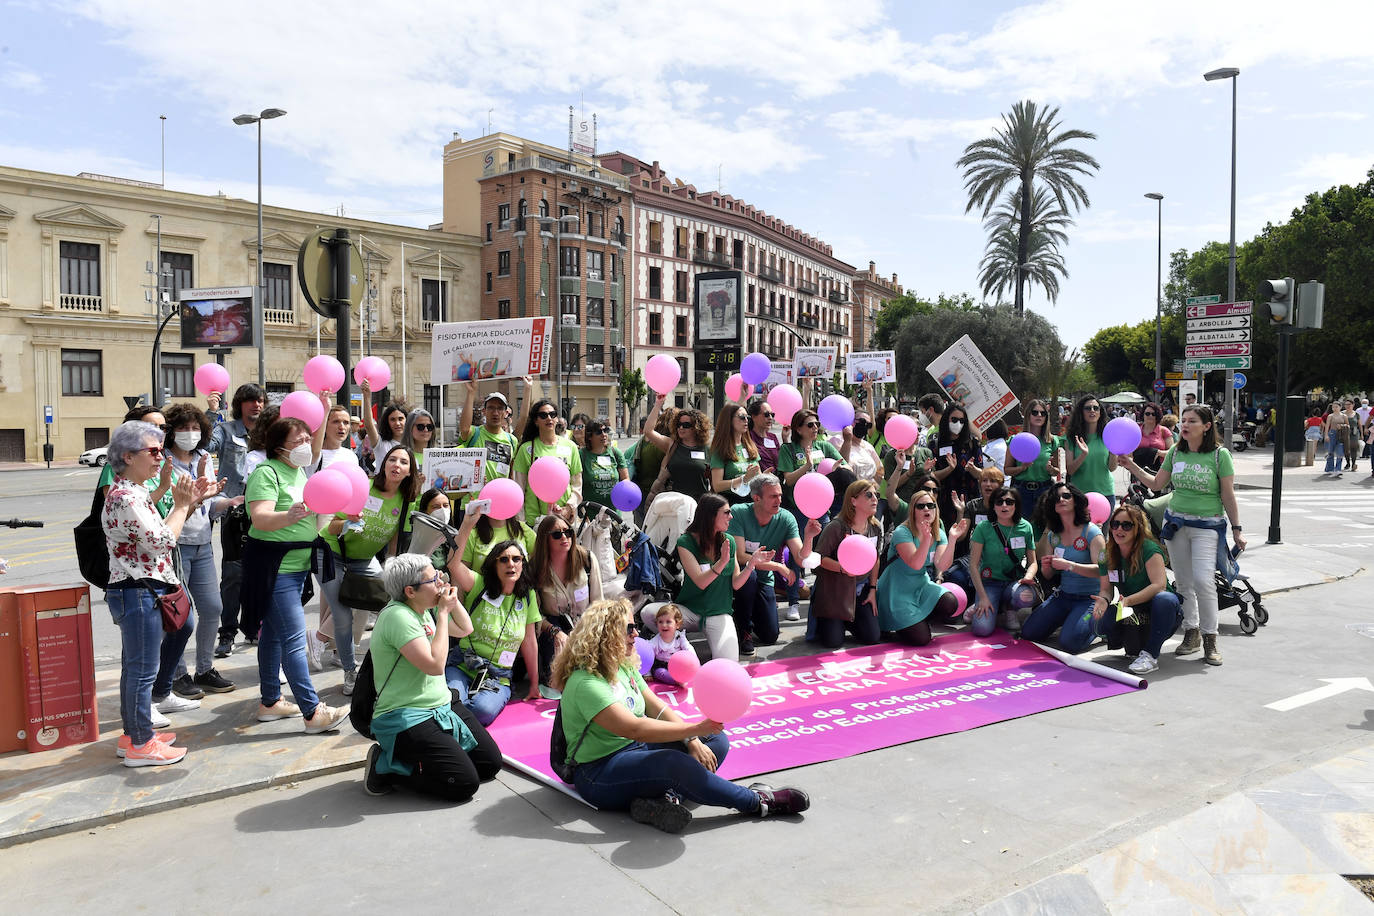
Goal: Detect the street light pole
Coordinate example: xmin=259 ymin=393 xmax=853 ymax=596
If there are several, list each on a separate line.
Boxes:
xmin=233 ymin=108 xmax=286 ymax=387
xmin=1145 ymin=193 xmax=1164 ymax=392
xmin=1204 ymin=67 xmax=1239 ymax=442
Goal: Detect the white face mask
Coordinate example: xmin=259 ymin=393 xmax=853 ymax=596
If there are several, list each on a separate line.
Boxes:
xmin=174 ymin=431 xmax=201 ymax=452
xmin=948 ymin=421 xmax=964 ymax=434
xmin=430 ymin=507 xmax=450 ymax=526
xmin=285 ymin=443 xmax=314 ymax=467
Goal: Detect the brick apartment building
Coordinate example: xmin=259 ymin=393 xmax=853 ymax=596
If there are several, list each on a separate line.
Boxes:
xmin=852 ymin=260 xmax=905 ymax=351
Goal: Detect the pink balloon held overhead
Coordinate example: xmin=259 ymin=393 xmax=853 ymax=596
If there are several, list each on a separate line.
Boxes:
xmin=692 ymin=658 xmax=753 ymax=722
xmin=193 ymin=363 xmax=230 ymax=396
xmin=724 ymin=373 xmax=745 ymax=402
xmin=644 ymin=354 xmax=682 ymax=394
xmin=354 ymin=356 xmax=392 ymax=389
xmin=479 ymin=478 xmax=524 ymax=521
xmin=303 ymin=355 xmax=345 ymax=393
xmin=793 ymin=472 xmax=834 ymax=519
xmin=884 ymin=414 xmax=919 ymax=450
xmin=280 ymin=390 xmax=325 ymax=431
xmin=767 ymin=383 xmax=803 ymax=425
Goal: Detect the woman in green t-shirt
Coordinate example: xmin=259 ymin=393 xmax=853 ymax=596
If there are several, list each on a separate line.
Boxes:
xmin=317 ymin=445 xmax=420 ymax=694
xmin=1092 ymin=504 xmax=1181 ymax=677
xmin=1005 ymin=398 xmax=1062 ymax=514
xmin=1064 ymin=394 xmax=1118 ymax=509
xmin=551 ymin=599 xmax=810 ymax=834
xmin=513 ymin=399 xmax=584 ymax=525
xmin=709 ymin=404 xmax=760 ymax=504
xmin=579 ymin=420 xmax=629 ymax=511
xmin=362 ymin=553 xmax=501 ymax=801
xmin=967 ymin=486 xmax=1039 ymax=639
xmin=675 ymin=493 xmax=764 ymax=662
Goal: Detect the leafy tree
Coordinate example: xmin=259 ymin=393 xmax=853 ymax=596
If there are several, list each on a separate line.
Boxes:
xmin=1082 ymin=321 xmax=1156 ymax=392
xmin=957 ymin=100 xmax=1101 ymax=313
xmin=872 ymin=292 xmax=976 ymax=350
xmin=978 ymin=186 xmax=1071 ymax=304
xmin=617 ymin=368 xmax=646 ymax=429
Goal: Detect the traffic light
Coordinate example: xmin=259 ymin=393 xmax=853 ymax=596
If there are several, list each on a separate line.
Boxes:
xmin=1261 ymin=277 xmax=1295 ymax=325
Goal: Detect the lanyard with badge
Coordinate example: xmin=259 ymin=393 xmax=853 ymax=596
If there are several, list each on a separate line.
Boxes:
xmin=462 ymin=591 xmax=520 ymax=691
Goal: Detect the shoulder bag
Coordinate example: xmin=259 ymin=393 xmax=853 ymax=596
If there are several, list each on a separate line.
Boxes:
xmin=549 ymin=703 xmax=595 ymax=783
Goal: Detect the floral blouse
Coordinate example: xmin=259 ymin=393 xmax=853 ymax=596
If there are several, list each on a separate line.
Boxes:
xmin=103 ymin=476 xmax=180 ymax=586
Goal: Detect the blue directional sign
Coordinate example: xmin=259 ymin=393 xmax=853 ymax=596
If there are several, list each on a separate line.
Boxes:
xmin=1233 ymin=372 xmax=1247 ymax=390
xmin=43 ymin=405 xmax=53 ymax=424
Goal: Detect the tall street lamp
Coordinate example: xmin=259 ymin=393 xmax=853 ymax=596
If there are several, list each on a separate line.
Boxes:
xmin=1204 ymin=66 xmax=1238 ymax=442
xmin=232 ymin=107 xmax=287 ymax=387
xmin=1145 ymin=192 xmax=1164 ymax=393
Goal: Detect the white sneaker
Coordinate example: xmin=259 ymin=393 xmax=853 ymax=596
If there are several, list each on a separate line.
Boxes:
xmin=150 ymin=707 xmax=172 ymax=728
xmin=327 ymin=649 xmax=343 ymax=669
xmin=304 ymin=703 xmax=350 ymax=734
xmin=785 ymin=604 xmax=801 ymax=622
xmin=1128 ymin=651 xmax=1159 ymax=675
xmin=155 ymin=693 xmax=202 ymax=714
xmin=342 ymin=669 xmax=356 ymax=696
xmin=365 ymin=612 xmax=378 ymax=631
xmin=306 ymin=630 xmax=325 ymax=673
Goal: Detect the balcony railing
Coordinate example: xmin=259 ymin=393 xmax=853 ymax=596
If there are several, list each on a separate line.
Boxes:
xmin=482 ymin=154 xmax=631 ymax=190
xmin=58 ymin=293 xmax=104 ymax=312
xmin=692 ymin=247 xmax=733 ymax=269
xmin=797 ymin=279 xmax=818 ymax=296
xmin=611 ymin=230 xmax=628 ymax=246
xmin=828 ymin=290 xmax=848 ymax=304
xmin=797 ymin=314 xmax=818 ymax=329
xmin=757 ymin=264 xmax=786 ymax=284
xmin=265 ymin=308 xmax=295 ymax=325
xmin=675 ymin=245 xmax=689 ymax=259
xmin=830 ymin=322 xmax=848 ymax=335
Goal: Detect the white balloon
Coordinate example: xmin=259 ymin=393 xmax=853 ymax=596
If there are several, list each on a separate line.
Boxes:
xmin=801 ymin=553 xmax=822 ymax=571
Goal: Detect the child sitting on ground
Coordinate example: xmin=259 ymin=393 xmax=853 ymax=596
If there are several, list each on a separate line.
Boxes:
xmin=648 ymin=604 xmax=692 ymax=685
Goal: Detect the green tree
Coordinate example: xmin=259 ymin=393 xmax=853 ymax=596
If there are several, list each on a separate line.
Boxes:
xmin=871 ymin=292 xmax=976 ymax=350
xmin=1082 ymin=321 xmax=1156 ymax=392
xmin=978 ymin=186 xmax=1071 ymax=304
xmin=957 ymin=100 xmax=1101 ymax=314
xmin=617 ymin=368 xmax=646 ymax=430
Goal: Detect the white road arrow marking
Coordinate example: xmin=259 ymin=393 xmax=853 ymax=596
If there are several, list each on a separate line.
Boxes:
xmin=1264 ymin=677 xmax=1374 ymax=712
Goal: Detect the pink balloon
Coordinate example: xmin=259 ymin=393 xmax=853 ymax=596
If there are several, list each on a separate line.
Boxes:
xmin=302 ymin=468 xmax=351 ymax=515
xmin=193 ymin=363 xmax=230 ymax=396
xmin=794 ymin=471 xmax=834 ymax=519
xmin=940 ymin=581 xmax=968 ymax=617
xmin=303 ymin=355 xmax=346 ymax=393
xmin=529 ymin=455 xmax=571 ymax=504
xmin=1086 ymin=491 xmax=1111 ymax=525
xmin=667 ymin=649 xmax=701 ymax=685
xmin=884 ymin=414 xmax=919 ymax=450
xmin=837 ymin=533 xmax=878 ymax=576
xmin=767 ymin=384 xmax=803 ymax=424
xmin=693 ymin=658 xmax=754 ymax=722
xmin=280 ymin=390 xmax=325 ymax=431
xmin=336 ymin=462 xmax=371 ymax=515
xmin=479 ymin=478 xmax=524 ymax=521
xmin=645 ymin=354 xmax=682 ymax=394
xmin=817 ymin=457 xmax=837 ymax=475
xmin=354 ymin=356 xmax=392 ymax=390
xmin=724 ymin=373 xmax=744 ymax=402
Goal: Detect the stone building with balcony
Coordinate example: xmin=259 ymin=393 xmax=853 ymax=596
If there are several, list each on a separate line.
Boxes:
xmin=851 ymin=260 xmax=905 ymax=352
xmin=442 ymin=133 xmax=630 ymax=424
xmin=0 ymin=164 xmax=478 ymax=462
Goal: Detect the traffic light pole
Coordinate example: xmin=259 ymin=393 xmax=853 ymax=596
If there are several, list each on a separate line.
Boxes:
xmin=1266 ymin=326 xmax=1291 ymax=545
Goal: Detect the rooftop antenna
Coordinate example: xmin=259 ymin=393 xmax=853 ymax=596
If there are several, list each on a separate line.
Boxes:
xmin=159 ymin=115 xmax=166 ymax=187
xmin=486 ymin=108 xmax=492 ymax=136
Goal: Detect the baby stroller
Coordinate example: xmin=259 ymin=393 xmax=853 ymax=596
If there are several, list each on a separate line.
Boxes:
xmin=640 ymin=491 xmax=695 ymax=603
xmin=575 ymin=501 xmax=673 ymax=612
xmin=1128 ymin=490 xmax=1269 ymax=636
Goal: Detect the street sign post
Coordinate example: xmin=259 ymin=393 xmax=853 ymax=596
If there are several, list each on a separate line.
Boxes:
xmin=1185 ymin=300 xmax=1252 ymax=319
xmin=1186 ymin=294 xmax=1222 ymax=305
xmin=1233 ymin=372 xmax=1247 ymax=390
xmin=1153 ymin=379 xmax=1166 ymax=393
xmin=1185 ymin=329 xmax=1251 ymax=345
xmin=1184 ymin=342 xmax=1251 ymax=358
xmin=1186 ymin=315 xmax=1251 ymax=331
xmin=1185 ymin=356 xmax=1251 ymax=371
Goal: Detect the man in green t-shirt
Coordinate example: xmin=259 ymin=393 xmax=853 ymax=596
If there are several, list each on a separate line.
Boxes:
xmin=459 ymin=383 xmax=520 ymax=502
xmin=727 ymin=474 xmax=821 ymax=651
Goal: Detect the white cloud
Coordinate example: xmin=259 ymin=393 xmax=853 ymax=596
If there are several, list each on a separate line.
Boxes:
xmin=1291 ymin=152 xmax=1374 ymax=187
xmin=1 ymin=64 xmax=42 ymax=92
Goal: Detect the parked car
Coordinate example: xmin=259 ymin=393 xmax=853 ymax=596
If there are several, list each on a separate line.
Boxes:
xmin=79 ymin=446 xmax=108 ymax=467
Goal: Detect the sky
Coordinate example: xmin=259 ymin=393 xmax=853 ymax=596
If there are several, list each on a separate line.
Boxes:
xmin=3 ymin=0 xmax=1373 ymax=350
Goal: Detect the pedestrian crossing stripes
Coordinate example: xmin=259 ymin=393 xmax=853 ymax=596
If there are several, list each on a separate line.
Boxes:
xmin=1235 ymin=490 xmax=1374 ymax=521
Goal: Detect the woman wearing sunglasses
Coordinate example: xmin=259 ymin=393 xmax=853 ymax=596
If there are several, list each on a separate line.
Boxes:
xmin=1093 ymin=505 xmax=1182 ymax=676
xmin=878 ymin=486 xmax=968 ymax=646
xmin=710 ymin=404 xmax=760 ymax=504
xmin=1005 ymin=398 xmax=1062 ymax=512
xmin=930 ymin=405 xmax=984 ymax=531
xmin=400 ymin=408 xmax=437 ymax=471
xmin=1133 ymin=402 xmax=1173 ymax=473
xmin=513 ymin=399 xmax=584 ymax=525
xmin=1021 ymin=484 xmax=1105 ymax=650
xmin=444 ymin=504 xmax=541 ymax=724
xmin=776 ymin=408 xmax=847 ymax=614
xmin=552 ymin=599 xmax=810 ymax=834
xmin=530 ymin=515 xmax=604 ymax=689
xmin=810 ymin=480 xmax=884 ymax=648
xmin=1064 ymin=394 xmax=1118 ymax=511
xmin=579 ymin=419 xmax=629 ymax=512
xmin=361 ymin=553 xmax=502 ymax=800
xmin=673 ymin=493 xmax=766 ymax=662
xmin=967 ymin=487 xmax=1039 ymax=637
xmin=642 ymin=393 xmax=713 ymax=500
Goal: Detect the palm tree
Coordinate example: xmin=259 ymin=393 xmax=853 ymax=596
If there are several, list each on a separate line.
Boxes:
xmin=957 ymin=100 xmax=1100 ymax=313
xmin=978 ymin=186 xmax=1071 ymax=303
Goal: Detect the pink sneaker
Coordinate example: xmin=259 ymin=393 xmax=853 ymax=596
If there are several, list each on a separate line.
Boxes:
xmin=122 ymin=738 xmax=187 ymax=767
xmin=116 ymin=732 xmax=176 ymax=758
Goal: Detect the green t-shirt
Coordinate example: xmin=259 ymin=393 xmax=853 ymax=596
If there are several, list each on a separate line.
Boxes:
xmin=459 ymin=574 xmax=541 ymax=682
xmin=727 ymin=502 xmax=798 ymax=587
xmin=99 ymin=463 xmax=174 ymax=517
xmin=1068 ymin=434 xmax=1113 ymax=498
xmin=466 ymin=425 xmax=519 ymax=484
xmin=709 ymin=442 xmax=755 ymax=484
xmin=580 ymin=446 xmax=627 ymax=509
xmin=1017 ymin=434 xmax=1062 ymax=483
xmin=245 ymin=458 xmax=316 ymax=573
xmin=970 ymin=518 xmax=1035 ymax=581
xmin=1100 ymin=539 xmax=1166 ymax=599
xmin=776 ymin=438 xmax=843 ymax=509
xmin=370 ymin=600 xmax=452 ymax=717
xmin=1163 ymin=445 xmax=1233 ymax=518
xmin=675 ymin=532 xmax=736 ymax=617
xmin=330 ymin=485 xmax=406 ymax=559
xmin=512 ymin=438 xmax=584 ymax=524
xmin=462 ymin=522 xmax=536 ymax=572
xmin=561 ymin=662 xmax=648 ymax=764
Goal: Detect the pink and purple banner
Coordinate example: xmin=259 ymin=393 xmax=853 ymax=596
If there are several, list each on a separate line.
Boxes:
xmin=489 ymin=632 xmax=1143 ymax=805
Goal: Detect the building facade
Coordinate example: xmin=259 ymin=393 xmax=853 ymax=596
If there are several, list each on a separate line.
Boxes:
xmin=851 ymin=260 xmax=905 ymax=352
xmin=0 ymin=165 xmax=479 ymax=461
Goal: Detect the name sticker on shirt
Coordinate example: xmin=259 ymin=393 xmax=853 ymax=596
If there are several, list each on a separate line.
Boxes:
xmin=745 ymin=540 xmax=760 ymax=552
xmin=597 ymin=455 xmax=613 ymax=467
xmin=1173 ymin=461 xmax=1187 ymax=473
xmin=497 ymin=649 xmax=517 ymax=667
xmin=940 ymin=446 xmax=954 ymax=456
xmin=1108 ymin=570 xmax=1120 ymax=582
xmin=1054 ymin=547 xmax=1066 ymax=558
xmin=364 ymin=495 xmax=383 ymax=513
xmin=1010 ymin=536 xmax=1026 ymax=549
xmin=975 ymin=515 xmax=988 ymax=527
xmin=699 ymin=562 xmax=712 ymax=573
xmin=691 ymin=450 xmax=706 ymax=460
xmin=573 ymin=585 xmax=589 ymax=604
xmin=764 ymin=438 xmax=777 ymax=448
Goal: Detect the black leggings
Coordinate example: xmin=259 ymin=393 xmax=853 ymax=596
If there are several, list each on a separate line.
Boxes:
xmin=815 ymin=604 xmax=881 ymax=650
xmin=388 ymin=696 xmax=503 ymax=802
xmin=890 ymin=592 xmax=960 ymax=647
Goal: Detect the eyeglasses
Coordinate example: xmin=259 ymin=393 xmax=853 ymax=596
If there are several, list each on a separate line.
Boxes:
xmin=140 ymin=446 xmax=165 ymax=459
xmin=1143 ymin=412 xmax=1157 ymax=418
xmin=760 ymin=411 xmax=775 ymax=418
xmin=1109 ymin=519 xmax=1136 ymax=531
xmin=913 ymin=502 xmax=937 ymax=511
xmin=412 ymin=570 xmax=446 ymax=588
xmin=736 ymin=414 xmax=748 ymax=422
xmin=677 ymin=421 xmax=695 ymax=429
xmin=414 ymin=423 xmax=434 ymax=431
xmin=859 ymin=490 xmax=879 ymax=499
xmin=994 ymin=497 xmax=1017 ymax=506
xmin=548 ymin=529 xmax=572 ymax=540
xmin=1083 ymin=405 xmax=1101 ymax=412
xmin=1029 ymin=410 xmax=1047 ymax=417
xmin=497 ymin=554 xmax=524 ymax=565
xmin=537 ymin=411 xmax=558 ymax=420
xmin=625 ymin=622 xmax=639 ymax=636
xmin=571 ymin=424 xmax=585 ymax=431
xmin=949 ymin=416 xmax=966 ymax=424
xmin=803 ymin=421 xmax=820 ymax=429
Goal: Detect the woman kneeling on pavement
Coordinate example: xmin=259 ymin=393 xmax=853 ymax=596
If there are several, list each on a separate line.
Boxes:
xmin=877 ymin=486 xmax=968 ymax=646
xmin=670 ymin=493 xmax=766 ymax=662
xmin=362 ymin=554 xmax=502 ymax=800
xmin=811 ymin=479 xmax=884 ymax=649
xmin=1020 ymin=484 xmax=1105 ymax=651
xmin=1095 ymin=504 xmax=1182 ymax=676
xmin=552 ymin=598 xmax=810 ymax=834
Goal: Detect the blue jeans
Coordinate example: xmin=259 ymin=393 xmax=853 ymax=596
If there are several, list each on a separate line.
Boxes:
xmin=1325 ymin=431 xmax=1345 ymax=472
xmin=446 ymin=666 xmax=512 ymax=726
xmin=573 ymin=733 xmax=759 ymax=813
xmin=153 ymin=596 xmax=194 ymax=700
xmin=1021 ymin=590 xmax=1099 ymax=652
xmin=108 ymin=587 xmax=164 ymax=746
xmin=733 ymin=569 xmax=780 ymax=645
xmin=315 ymin=553 xmax=379 ymax=673
xmin=258 ymin=570 xmax=320 ymax=718
xmin=972 ymin=580 xmax=1038 ymax=637
xmin=1014 ymin=481 xmax=1053 ymax=519
xmin=178 ymin=541 xmax=222 ymax=675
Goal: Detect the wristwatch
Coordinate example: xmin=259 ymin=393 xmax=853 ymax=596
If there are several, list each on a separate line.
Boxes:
xmin=1231 ymin=524 xmax=1243 ymax=530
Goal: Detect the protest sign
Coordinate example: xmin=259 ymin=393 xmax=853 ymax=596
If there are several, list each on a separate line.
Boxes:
xmin=926 ymin=335 xmax=1018 ymax=433
xmin=422 ymin=448 xmax=486 ymax=494
xmin=846 ymin=350 xmax=897 ymax=384
xmin=430 ymin=317 xmax=551 ymax=384
xmin=793 ymin=346 xmax=837 ymax=379
xmin=756 ymin=364 xmax=795 ymax=396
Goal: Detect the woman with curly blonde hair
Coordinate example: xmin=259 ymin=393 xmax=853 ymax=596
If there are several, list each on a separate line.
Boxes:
xmin=551 ymin=599 xmax=810 ymax=834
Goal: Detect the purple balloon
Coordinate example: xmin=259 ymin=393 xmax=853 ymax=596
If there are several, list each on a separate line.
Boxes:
xmin=634 ymin=636 xmax=653 ymax=675
xmin=1103 ymin=416 xmax=1143 ymax=455
xmin=740 ymin=352 xmax=772 ymax=386
xmin=611 ymin=479 xmax=642 ymax=512
xmin=817 ymin=394 xmax=855 ymax=431
xmin=1009 ymin=431 xmax=1042 ymax=463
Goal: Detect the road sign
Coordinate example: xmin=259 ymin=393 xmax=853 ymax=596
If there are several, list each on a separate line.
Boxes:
xmin=1186 ymin=294 xmax=1222 ymax=305
xmin=1186 ymin=315 xmax=1251 ymax=332
xmin=1185 ymin=342 xmax=1251 ymax=358
xmin=1153 ymin=379 xmax=1166 ymax=393
xmin=1185 ymin=356 xmax=1251 ymax=371
xmin=1186 ymin=329 xmax=1252 ymax=345
xmin=1185 ymin=301 xmax=1253 ymax=319
xmin=1164 ymin=372 xmax=1183 ymax=380
xmin=1233 ymin=372 xmax=1247 ymax=390
xmin=43 ymin=405 xmax=53 ymax=424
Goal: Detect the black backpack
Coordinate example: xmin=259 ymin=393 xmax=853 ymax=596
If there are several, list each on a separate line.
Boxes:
xmin=549 ymin=703 xmax=594 ymax=783
xmin=349 ymin=649 xmax=401 ymax=740
xmin=73 ymin=485 xmax=110 ymax=589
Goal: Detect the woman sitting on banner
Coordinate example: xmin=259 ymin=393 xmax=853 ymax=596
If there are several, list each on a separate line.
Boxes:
xmin=710 ymin=403 xmax=761 ymax=505
xmin=579 ymin=419 xmax=629 ymax=513
xmin=1092 ymin=504 xmax=1182 ymax=676
xmin=642 ymin=394 xmax=713 ymax=501
xmin=361 ymin=552 xmax=502 ymax=800
xmin=317 ymin=444 xmax=420 ymax=696
xmin=1020 ymin=484 xmax=1105 ymax=649
xmin=967 ymin=486 xmax=1039 ymax=637
xmin=512 ymin=399 xmax=583 ymax=525
xmin=1064 ymin=394 xmax=1118 ymax=511
xmin=672 ymin=493 xmax=764 ymax=662
xmin=929 ymin=404 xmax=984 ymax=531
xmin=878 ymin=485 xmax=968 ymax=646
xmin=810 ymin=480 xmax=884 ymax=649
xmin=1003 ymin=398 xmax=1061 ymax=513
xmin=444 ymin=503 xmax=541 ymax=724
xmin=103 ymin=419 xmax=207 ymax=767
xmin=552 ymin=598 xmax=810 ymax=834
xmin=529 ymin=514 xmax=603 ymax=690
